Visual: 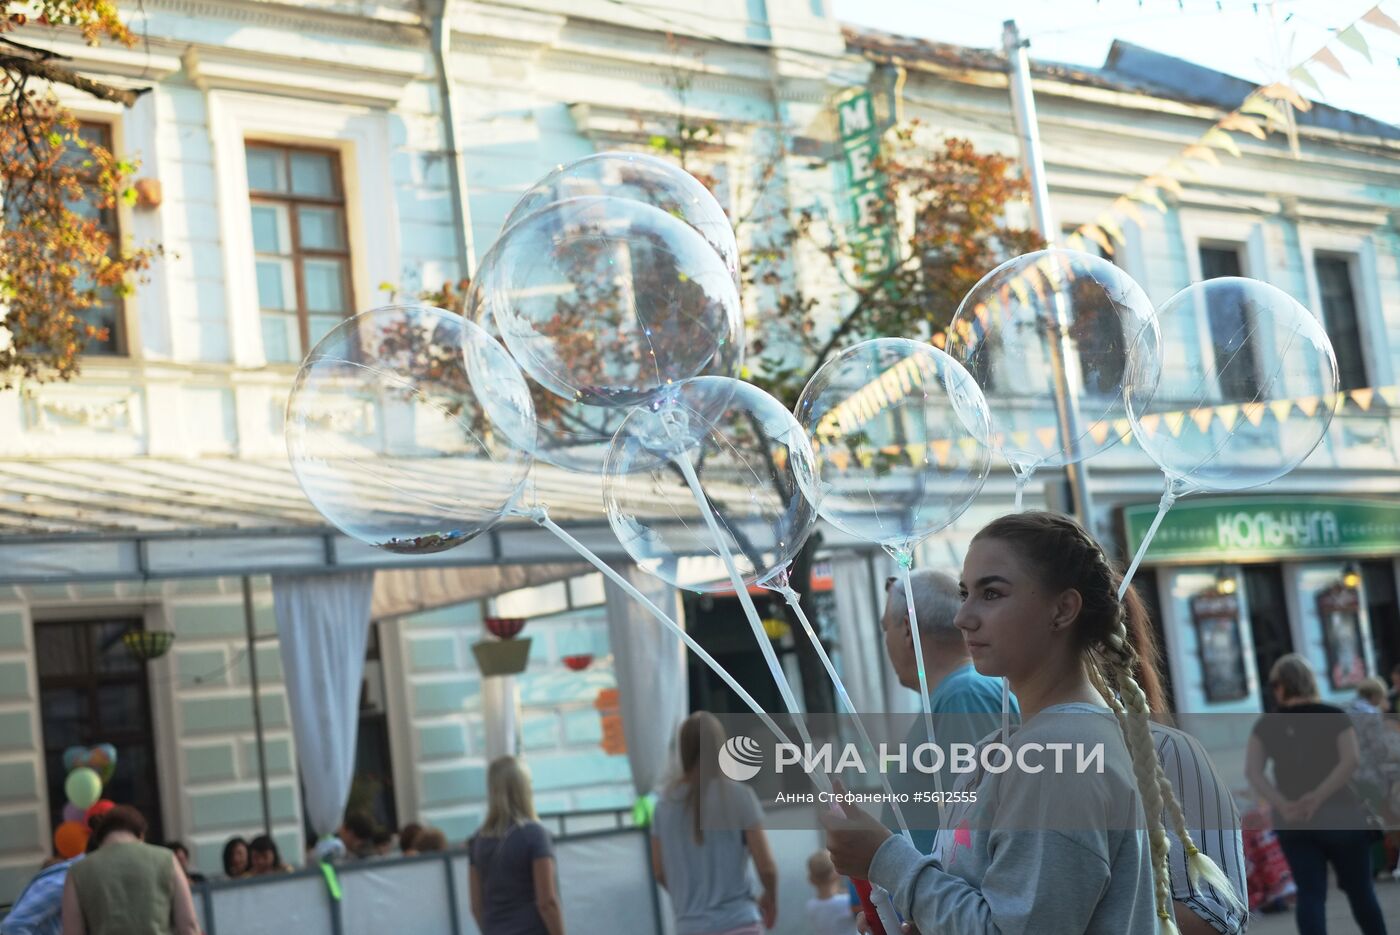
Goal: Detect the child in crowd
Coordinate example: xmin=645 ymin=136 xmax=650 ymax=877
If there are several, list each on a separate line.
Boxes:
xmin=806 ymin=850 xmax=858 ymax=935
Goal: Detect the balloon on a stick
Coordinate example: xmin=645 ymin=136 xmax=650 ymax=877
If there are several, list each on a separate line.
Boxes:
xmin=945 ymin=249 xmax=1160 ymax=508
xmin=1119 ymin=277 xmax=1340 ymax=595
xmin=286 ymin=305 xmax=535 ymax=554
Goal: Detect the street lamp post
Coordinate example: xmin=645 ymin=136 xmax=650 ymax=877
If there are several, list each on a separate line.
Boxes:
xmin=1002 ymin=19 xmax=1096 ymax=528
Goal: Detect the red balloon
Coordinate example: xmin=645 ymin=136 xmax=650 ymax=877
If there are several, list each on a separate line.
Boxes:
xmin=54 ymin=821 xmax=89 ymax=859
xmin=84 ymin=799 xmax=115 ymax=824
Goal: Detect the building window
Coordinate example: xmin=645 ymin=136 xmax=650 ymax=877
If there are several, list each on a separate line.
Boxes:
xmin=36 ymin=618 xmax=163 ymax=842
xmin=73 ymin=122 xmax=125 ymax=356
xmin=1198 ymin=244 xmax=1261 ymax=402
xmin=1313 ymin=253 xmax=1367 ymax=392
xmin=246 ymin=143 xmax=353 ymax=363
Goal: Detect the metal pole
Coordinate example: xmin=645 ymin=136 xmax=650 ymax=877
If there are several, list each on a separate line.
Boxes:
xmin=1002 ymin=19 xmax=1095 ymax=526
xmin=242 ymin=576 xmax=273 ymax=838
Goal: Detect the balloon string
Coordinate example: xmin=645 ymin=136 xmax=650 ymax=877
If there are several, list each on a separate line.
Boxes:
xmin=900 ymin=561 xmax=948 ymax=821
xmin=773 ymin=583 xmax=913 ymax=843
xmin=526 ymin=507 xmax=797 ymax=751
xmin=1118 ymin=485 xmax=1178 ymax=600
xmin=673 ymin=449 xmax=825 ymax=781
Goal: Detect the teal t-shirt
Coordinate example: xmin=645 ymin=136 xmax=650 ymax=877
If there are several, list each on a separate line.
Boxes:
xmin=886 ymin=663 xmax=1018 ymax=852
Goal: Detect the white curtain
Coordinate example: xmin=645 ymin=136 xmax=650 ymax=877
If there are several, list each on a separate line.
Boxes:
xmin=604 ymin=562 xmax=687 ymax=796
xmin=831 ymin=551 xmax=898 ymax=715
xmin=273 ymin=571 xmax=375 ymax=839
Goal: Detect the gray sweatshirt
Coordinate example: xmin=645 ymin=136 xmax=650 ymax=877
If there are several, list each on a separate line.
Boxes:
xmin=868 ymin=702 xmax=1160 ymax=934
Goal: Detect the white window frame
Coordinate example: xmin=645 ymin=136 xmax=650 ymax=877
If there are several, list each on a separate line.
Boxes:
xmin=1178 ymin=215 xmax=1273 ymax=400
xmin=208 ymin=91 xmax=399 ymax=369
xmin=1297 ymin=226 xmax=1391 ymax=389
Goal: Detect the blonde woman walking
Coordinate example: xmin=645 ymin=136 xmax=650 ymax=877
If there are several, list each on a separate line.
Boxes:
xmin=825 ymin=511 xmax=1244 ymax=934
xmin=652 ymin=712 xmax=779 ymax=935
xmin=468 ymin=756 xmax=564 ymax=935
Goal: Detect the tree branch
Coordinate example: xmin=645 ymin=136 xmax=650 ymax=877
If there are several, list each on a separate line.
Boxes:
xmin=0 ymin=53 xmax=145 ymax=107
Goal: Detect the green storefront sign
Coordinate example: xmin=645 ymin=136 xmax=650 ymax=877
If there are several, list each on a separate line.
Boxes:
xmin=1122 ymin=496 xmax=1400 ymax=564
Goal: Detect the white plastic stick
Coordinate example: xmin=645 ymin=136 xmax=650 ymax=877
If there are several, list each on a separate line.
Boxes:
xmin=1119 ymin=484 xmax=1178 ymax=599
xmin=901 ymin=562 xmax=947 ymax=817
xmin=673 ymin=451 xmax=823 ymax=767
xmin=775 ymin=583 xmax=913 ymax=842
xmin=528 ymin=509 xmax=796 ymax=750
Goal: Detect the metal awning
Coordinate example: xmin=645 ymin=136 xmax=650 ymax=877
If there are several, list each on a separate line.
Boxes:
xmin=0 ymin=457 xmax=884 ymax=591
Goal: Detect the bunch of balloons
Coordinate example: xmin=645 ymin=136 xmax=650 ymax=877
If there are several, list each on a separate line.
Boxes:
xmin=54 ymin=744 xmax=117 ymax=858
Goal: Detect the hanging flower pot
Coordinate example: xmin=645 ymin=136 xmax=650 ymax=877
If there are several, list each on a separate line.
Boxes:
xmin=484 ymin=617 xmax=527 ymax=640
xmin=122 ymin=629 xmax=175 ymax=661
xmin=562 ymin=653 xmax=594 ymax=672
xmin=472 ymin=638 xmax=532 ymax=677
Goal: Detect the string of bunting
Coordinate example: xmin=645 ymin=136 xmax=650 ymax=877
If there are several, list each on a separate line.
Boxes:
xmin=1060 ymin=2 xmax=1400 ymax=257
xmin=827 ymin=382 xmax=1395 ymax=471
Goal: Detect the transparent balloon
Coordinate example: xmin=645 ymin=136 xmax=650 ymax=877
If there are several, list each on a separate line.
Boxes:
xmin=470 ymin=253 xmax=745 ymax=475
xmin=795 ymin=339 xmax=992 ymax=556
xmin=945 ymin=248 xmax=1160 ymax=477
xmin=604 ymin=377 xmax=818 ymax=591
xmin=1125 ymin=277 xmax=1339 ymax=494
xmin=481 ymin=196 xmax=742 ymax=408
xmin=287 ymin=305 xmax=535 ymax=554
xmin=504 ymin=151 xmax=739 ymax=285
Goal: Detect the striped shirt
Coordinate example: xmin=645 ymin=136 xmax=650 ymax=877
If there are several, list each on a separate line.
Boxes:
xmin=0 ymin=858 xmax=79 ymax=935
xmin=1153 ymin=723 xmax=1248 ymax=935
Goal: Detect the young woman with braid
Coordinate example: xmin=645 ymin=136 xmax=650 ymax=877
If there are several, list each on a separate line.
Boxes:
xmin=824 ymin=511 xmax=1244 ymax=934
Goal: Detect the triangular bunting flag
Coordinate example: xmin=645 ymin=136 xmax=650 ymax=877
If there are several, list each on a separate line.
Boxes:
xmin=1296 ymin=396 xmax=1320 ymax=417
xmin=1351 ymin=387 xmax=1374 ymax=411
xmin=829 ymin=449 xmax=851 ymax=471
xmin=1087 ymin=422 xmax=1110 ymax=446
xmin=1363 ymin=7 xmax=1400 ymax=36
xmin=1260 ymin=81 xmax=1312 ymax=111
xmin=956 ymin=438 xmax=980 ymax=459
xmin=1139 ymin=413 xmax=1162 ymax=435
xmin=1269 ymin=399 xmax=1294 ymax=422
xmin=1164 ymin=411 xmax=1187 ymax=437
xmin=1203 ymin=128 xmax=1243 ymax=158
xmin=1241 ymin=402 xmax=1266 ymax=426
xmin=881 ymin=444 xmax=902 ymax=458
xmin=1288 ymin=65 xmax=1324 ymax=95
xmin=1010 ymin=277 xmax=1032 ymax=309
xmin=1082 ymin=225 xmax=1114 ymax=254
xmin=931 ymin=439 xmax=952 ymax=465
xmin=1191 ymin=407 xmax=1215 ymax=433
xmin=1146 ymin=173 xmax=1185 ymax=196
xmin=1219 ymin=113 xmax=1267 ymax=140
xmin=1165 ymin=159 xmax=1200 ymax=183
xmin=1035 ymin=426 xmax=1058 ymax=450
xmin=1065 ymin=232 xmax=1087 ymax=252
xmin=1113 ymin=418 xmax=1132 ymax=438
xmin=1337 ymin=25 xmax=1372 ymax=63
xmin=1216 ymin=404 xmax=1241 ymax=429
xmin=1011 ymin=431 xmax=1031 ymax=450
xmin=1183 ymin=144 xmax=1221 ymax=166
xmin=1129 ymin=188 xmax=1169 ymax=213
xmin=1311 ymin=47 xmax=1349 ymax=79
xmin=1115 ymin=197 xmax=1146 ymax=226
xmin=1241 ymin=94 xmax=1286 ymax=125
xmin=856 ymin=450 xmax=876 ymax=469
xmin=1098 ymin=215 xmax=1126 ymax=245
xmin=906 ymin=443 xmax=928 ymax=465
xmin=1379 ymin=386 xmax=1400 ymax=406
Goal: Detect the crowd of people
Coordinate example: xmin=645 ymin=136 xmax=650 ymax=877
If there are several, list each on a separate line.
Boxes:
xmin=4 ymin=510 xmax=1399 ymax=935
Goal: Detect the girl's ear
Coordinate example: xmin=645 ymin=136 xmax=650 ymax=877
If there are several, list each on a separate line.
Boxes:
xmin=1050 ymin=588 xmax=1082 ymax=631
